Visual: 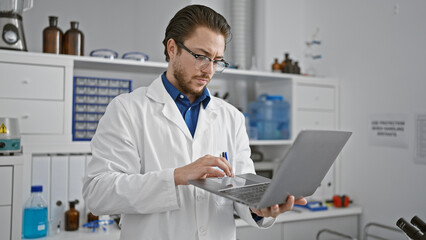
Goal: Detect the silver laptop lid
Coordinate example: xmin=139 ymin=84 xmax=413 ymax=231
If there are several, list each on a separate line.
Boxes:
xmin=256 ymin=130 xmax=351 ymax=209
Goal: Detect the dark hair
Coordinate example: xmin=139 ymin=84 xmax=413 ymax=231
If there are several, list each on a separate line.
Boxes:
xmin=162 ymin=4 xmax=231 ymax=62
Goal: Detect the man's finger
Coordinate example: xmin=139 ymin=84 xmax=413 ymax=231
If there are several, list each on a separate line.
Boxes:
xmin=270 ymin=204 xmax=280 ymax=218
xmin=209 ymin=157 xmax=232 ymax=176
xmin=206 ymin=167 xmax=226 ymax=178
xmin=280 ymin=195 xmax=295 ymax=212
xmin=294 ymin=197 xmax=307 ymax=205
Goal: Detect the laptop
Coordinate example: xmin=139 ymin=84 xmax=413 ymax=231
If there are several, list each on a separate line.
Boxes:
xmin=188 ymin=130 xmax=352 ymax=209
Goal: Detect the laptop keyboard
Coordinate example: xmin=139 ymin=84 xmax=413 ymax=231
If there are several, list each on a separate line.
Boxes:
xmin=220 ymin=183 xmax=270 ymax=204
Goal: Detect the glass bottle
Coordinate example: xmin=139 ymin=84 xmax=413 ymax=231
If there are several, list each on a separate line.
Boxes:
xmin=87 ymin=212 xmax=99 ymax=223
xmin=272 ymin=58 xmax=281 ymax=72
xmin=63 ymin=21 xmax=84 ymax=56
xmin=65 ymin=200 xmax=79 ymax=231
xmin=283 ymin=59 xmax=293 ymax=74
xmin=294 ymin=61 xmax=301 ymax=74
xmin=23 ymin=185 xmax=48 ymax=238
xmin=280 ymin=53 xmax=290 ymax=71
xmin=43 ymin=16 xmax=63 ymax=54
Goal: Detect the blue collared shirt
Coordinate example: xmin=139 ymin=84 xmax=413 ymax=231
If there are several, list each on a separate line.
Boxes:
xmin=161 ymin=72 xmax=210 ymax=137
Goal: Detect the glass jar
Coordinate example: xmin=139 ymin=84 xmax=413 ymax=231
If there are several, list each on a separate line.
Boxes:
xmin=43 ymin=16 xmax=63 ymax=54
xmin=63 ymin=21 xmax=84 ymax=56
xmin=23 ymin=185 xmax=48 ymax=238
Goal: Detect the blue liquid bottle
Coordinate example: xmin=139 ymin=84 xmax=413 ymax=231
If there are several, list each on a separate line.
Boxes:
xmin=23 ymin=185 xmax=48 ymax=238
xmin=249 ymin=94 xmax=290 ymax=140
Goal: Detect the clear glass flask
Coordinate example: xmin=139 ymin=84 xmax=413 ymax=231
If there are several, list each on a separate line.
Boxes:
xmin=23 ymin=185 xmax=48 ymax=238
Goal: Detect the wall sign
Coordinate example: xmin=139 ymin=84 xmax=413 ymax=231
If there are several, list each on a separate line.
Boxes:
xmin=369 ymin=114 xmax=409 ymax=148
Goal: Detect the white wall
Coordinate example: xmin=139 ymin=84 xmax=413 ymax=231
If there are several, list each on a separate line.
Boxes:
xmin=256 ymin=0 xmax=306 ymax=72
xmin=300 ymin=0 xmax=426 ymax=234
xmin=23 ymin=0 xmax=187 ymax=62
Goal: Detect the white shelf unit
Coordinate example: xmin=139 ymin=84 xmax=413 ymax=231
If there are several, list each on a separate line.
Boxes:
xmin=0 ymin=154 xmax=25 ymax=240
xmin=0 ymin=50 xmax=341 ymax=240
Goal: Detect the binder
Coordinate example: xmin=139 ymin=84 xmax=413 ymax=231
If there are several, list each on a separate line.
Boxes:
xmin=50 ymin=155 xmax=68 ymax=230
xmin=69 ymin=155 xmax=86 ymax=225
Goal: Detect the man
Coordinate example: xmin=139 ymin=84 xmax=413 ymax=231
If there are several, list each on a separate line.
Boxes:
xmin=83 ymin=4 xmax=306 ymax=240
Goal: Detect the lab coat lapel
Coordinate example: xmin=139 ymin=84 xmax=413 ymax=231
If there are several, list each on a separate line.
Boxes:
xmin=146 ymin=76 xmax=193 ymax=140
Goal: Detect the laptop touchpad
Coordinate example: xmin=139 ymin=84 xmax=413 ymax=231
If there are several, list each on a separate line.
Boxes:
xmin=210 ymin=176 xmax=259 ymax=190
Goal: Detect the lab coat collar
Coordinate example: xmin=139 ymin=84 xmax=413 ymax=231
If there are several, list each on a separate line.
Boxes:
xmin=146 ymin=76 xmax=220 ymax=140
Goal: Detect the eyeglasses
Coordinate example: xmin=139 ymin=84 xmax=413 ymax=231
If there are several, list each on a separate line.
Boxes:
xmin=176 ymin=41 xmax=229 ymax=73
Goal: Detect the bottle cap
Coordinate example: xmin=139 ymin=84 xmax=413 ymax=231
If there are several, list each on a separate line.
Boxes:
xmin=31 ymin=185 xmax=43 ymax=192
xmin=266 ymin=95 xmax=283 ymax=101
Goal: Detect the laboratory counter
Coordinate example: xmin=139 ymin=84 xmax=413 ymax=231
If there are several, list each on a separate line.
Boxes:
xmin=32 ymin=206 xmax=361 ymax=240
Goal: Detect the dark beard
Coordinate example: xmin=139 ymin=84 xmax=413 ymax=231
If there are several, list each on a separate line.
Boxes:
xmin=173 ymin=60 xmax=209 ymax=98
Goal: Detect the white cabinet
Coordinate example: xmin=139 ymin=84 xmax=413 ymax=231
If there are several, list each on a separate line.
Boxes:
xmin=236 ymin=207 xmax=362 ymax=240
xmin=282 ymin=215 xmax=358 ymax=239
xmin=0 ymin=155 xmax=24 ymax=240
xmin=0 ymin=51 xmax=73 ymax=146
xmin=0 ymin=166 xmax=13 ymax=240
xmin=0 ymin=206 xmax=12 ymax=240
xmin=0 ymin=166 xmax=13 ymax=205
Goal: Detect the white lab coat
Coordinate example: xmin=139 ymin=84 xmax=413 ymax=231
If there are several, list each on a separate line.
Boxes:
xmin=83 ymin=76 xmax=275 ymax=240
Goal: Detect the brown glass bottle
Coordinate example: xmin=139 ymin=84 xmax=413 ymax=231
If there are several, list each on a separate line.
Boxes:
xmin=43 ymin=16 xmax=63 ymax=54
xmin=272 ymin=58 xmax=281 ymax=72
xmin=65 ymin=201 xmax=79 ymax=231
xmin=294 ymin=61 xmax=301 ymax=74
xmin=282 ymin=53 xmax=292 ymax=73
xmin=63 ymin=21 xmax=84 ymax=56
xmin=87 ymin=212 xmax=99 ymax=223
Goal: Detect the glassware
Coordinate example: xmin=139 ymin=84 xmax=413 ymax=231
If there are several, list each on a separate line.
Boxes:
xmin=65 ymin=200 xmax=80 ymax=231
xmin=87 ymin=212 xmax=99 ymax=223
xmin=63 ymin=21 xmax=84 ymax=56
xmin=89 ymin=49 xmax=149 ymax=62
xmin=89 ymin=49 xmax=118 ymax=59
xmin=0 ymin=0 xmax=32 ymax=14
xmin=23 ymin=185 xmax=48 ymax=238
xmin=122 ymin=51 xmax=149 ymax=62
xmin=43 ymin=16 xmax=63 ymax=54
xmin=272 ymin=58 xmax=281 ymax=72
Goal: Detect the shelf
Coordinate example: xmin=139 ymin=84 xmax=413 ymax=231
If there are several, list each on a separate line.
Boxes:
xmin=0 ymin=50 xmax=334 ymax=84
xmin=41 ymin=226 xmax=120 ymax=240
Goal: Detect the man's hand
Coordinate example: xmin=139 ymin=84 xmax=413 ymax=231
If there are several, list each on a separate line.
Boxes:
xmin=174 ymin=154 xmax=234 ymax=186
xmin=250 ymin=196 xmax=307 ymax=218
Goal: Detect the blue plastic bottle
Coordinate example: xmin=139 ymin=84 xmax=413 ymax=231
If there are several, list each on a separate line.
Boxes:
xmin=249 ymin=94 xmax=290 ymax=140
xmin=23 ymin=185 xmax=48 ymax=238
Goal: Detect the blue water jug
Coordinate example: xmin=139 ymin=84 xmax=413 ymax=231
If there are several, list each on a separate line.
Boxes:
xmin=23 ymin=185 xmax=48 ymax=238
xmin=249 ymin=94 xmax=290 ymax=140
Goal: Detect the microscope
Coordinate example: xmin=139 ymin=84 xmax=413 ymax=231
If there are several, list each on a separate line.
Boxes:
xmin=397 ymin=216 xmax=426 ymax=240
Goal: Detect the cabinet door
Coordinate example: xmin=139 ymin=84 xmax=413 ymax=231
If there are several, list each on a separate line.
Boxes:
xmin=295 ymin=111 xmax=336 ymax=131
xmin=237 ymin=224 xmax=281 ymax=240
xmin=282 ymin=215 xmax=358 ymax=239
xmin=295 ymin=84 xmax=335 ymax=111
xmin=0 ymin=166 xmax=13 ymax=205
xmin=0 ymin=99 xmax=64 ymax=134
xmin=0 ymin=62 xmax=64 ymax=100
xmin=0 ymin=206 xmax=11 ymax=240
